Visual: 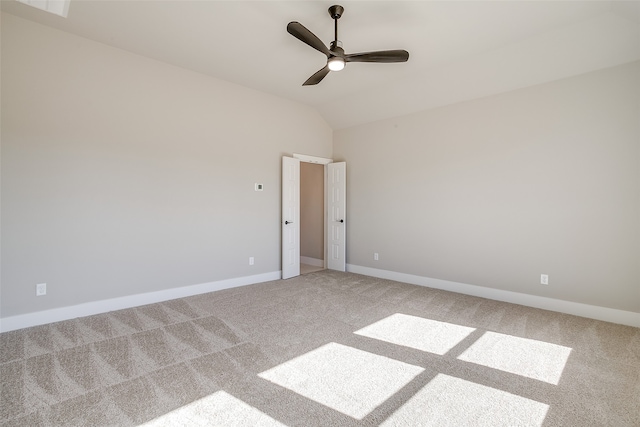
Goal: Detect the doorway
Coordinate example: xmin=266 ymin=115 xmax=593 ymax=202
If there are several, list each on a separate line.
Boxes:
xmin=300 ymin=162 xmax=324 ymax=274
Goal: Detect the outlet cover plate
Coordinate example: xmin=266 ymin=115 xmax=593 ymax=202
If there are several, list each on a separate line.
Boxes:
xmin=36 ymin=283 xmax=47 ymax=296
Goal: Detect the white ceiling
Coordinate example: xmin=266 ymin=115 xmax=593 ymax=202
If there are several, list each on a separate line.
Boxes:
xmin=2 ymin=1 xmax=639 ymax=130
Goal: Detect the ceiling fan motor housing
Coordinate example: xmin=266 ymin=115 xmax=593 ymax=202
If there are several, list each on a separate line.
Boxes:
xmin=330 ymin=41 xmax=344 ymax=56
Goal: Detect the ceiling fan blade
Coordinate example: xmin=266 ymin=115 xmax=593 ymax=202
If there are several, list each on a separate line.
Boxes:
xmin=345 ymin=50 xmax=409 ymax=63
xmin=287 ymin=22 xmax=331 ymax=57
xmin=303 ymin=66 xmax=330 ymax=86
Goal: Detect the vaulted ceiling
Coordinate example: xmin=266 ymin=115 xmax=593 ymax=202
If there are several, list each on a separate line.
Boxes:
xmin=2 ymin=1 xmax=639 ymax=129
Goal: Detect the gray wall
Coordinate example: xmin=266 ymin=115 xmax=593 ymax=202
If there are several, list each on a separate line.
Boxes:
xmin=300 ymin=162 xmax=324 ymax=261
xmin=334 ymin=61 xmax=640 ymax=313
xmin=1 ymin=14 xmax=332 ymax=318
xmin=2 ymin=11 xmax=638 ymax=322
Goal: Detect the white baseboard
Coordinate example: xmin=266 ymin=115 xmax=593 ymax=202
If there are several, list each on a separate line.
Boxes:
xmin=300 ymin=256 xmax=324 ymax=267
xmin=4 ymin=267 xmax=638 ymax=332
xmin=347 ymin=264 xmax=640 ymax=328
xmin=0 ymin=271 xmax=281 ymax=333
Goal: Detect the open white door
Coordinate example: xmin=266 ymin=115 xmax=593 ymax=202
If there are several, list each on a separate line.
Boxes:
xmin=282 ymin=156 xmax=300 ymax=279
xmin=327 ymin=162 xmax=346 ymax=271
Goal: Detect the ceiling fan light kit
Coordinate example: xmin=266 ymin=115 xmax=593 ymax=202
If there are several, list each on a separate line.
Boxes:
xmin=328 ymin=56 xmax=345 ymax=71
xmin=287 ymin=4 xmax=410 ymax=86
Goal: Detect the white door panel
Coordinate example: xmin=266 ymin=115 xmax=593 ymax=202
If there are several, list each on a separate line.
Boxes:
xmin=327 ymin=162 xmax=346 ymax=272
xmin=282 ymin=156 xmax=300 ymax=279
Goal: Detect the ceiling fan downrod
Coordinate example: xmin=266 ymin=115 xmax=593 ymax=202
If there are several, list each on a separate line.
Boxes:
xmin=329 ymin=4 xmax=344 ymax=44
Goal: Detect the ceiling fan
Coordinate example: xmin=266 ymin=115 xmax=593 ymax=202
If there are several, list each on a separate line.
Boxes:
xmin=287 ymin=4 xmax=410 ymax=86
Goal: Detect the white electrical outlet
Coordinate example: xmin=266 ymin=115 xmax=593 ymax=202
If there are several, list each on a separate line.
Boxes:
xmin=249 ymin=257 xmax=255 ymax=266
xmin=374 ymin=253 xmax=379 ymax=261
xmin=541 ymin=274 xmax=549 ymax=285
xmin=36 ymin=283 xmax=47 ymax=296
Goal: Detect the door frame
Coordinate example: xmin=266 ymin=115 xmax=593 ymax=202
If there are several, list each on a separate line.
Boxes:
xmin=293 ymin=153 xmax=333 ymax=270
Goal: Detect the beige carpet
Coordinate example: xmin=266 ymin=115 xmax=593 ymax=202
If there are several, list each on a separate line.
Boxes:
xmin=300 ymin=264 xmax=324 ymax=275
xmin=1 ymin=270 xmax=638 ymax=426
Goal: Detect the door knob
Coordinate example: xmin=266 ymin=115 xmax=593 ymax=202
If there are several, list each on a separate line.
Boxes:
xmin=339 ymin=219 xmax=344 ymax=223
xmin=285 ymin=221 xmax=293 ymax=225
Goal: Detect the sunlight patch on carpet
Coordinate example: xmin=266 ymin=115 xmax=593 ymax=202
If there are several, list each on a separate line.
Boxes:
xmin=258 ymin=342 xmax=424 ymax=419
xmin=354 ymin=313 xmax=476 ymax=355
xmin=140 ymin=390 xmax=286 ymax=426
xmin=457 ymin=331 xmax=572 ymax=384
xmin=381 ymin=374 xmax=549 ymax=427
